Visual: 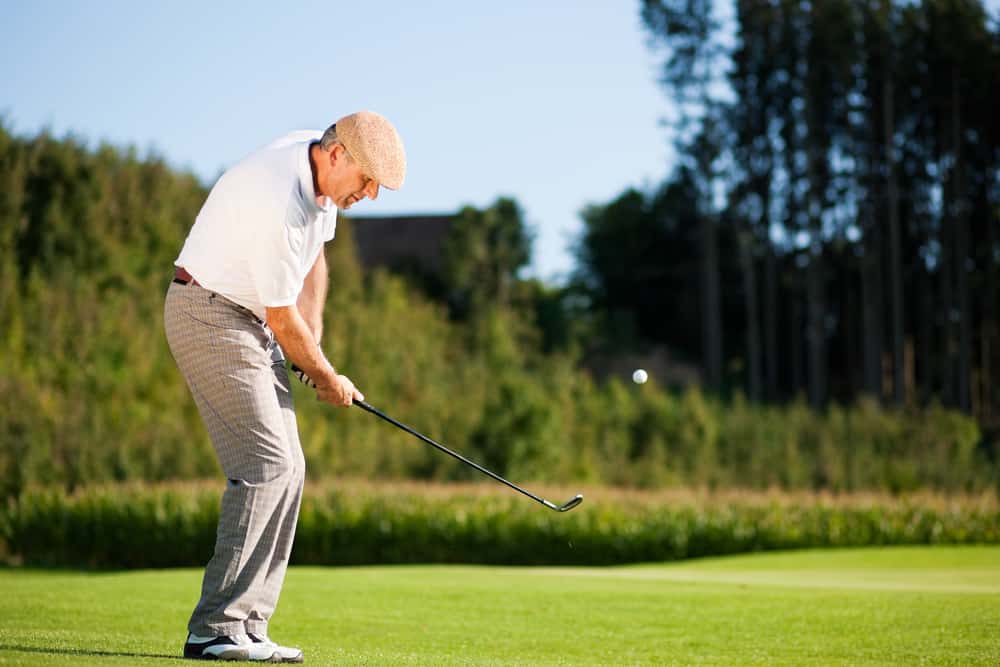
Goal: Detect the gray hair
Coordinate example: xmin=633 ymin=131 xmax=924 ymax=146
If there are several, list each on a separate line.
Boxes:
xmin=319 ymin=124 xmax=357 ymax=165
xmin=319 ymin=124 xmax=339 ymax=150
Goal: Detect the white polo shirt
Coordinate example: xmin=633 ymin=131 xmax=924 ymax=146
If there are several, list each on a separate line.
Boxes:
xmin=175 ymin=131 xmax=338 ymax=321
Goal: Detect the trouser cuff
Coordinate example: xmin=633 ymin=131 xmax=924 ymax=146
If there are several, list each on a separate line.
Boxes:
xmin=245 ymin=620 xmax=268 ymax=635
xmin=189 ymin=620 xmax=246 ymax=637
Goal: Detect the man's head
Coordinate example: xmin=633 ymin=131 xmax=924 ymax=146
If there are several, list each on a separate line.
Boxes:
xmin=311 ymin=111 xmax=406 ymax=210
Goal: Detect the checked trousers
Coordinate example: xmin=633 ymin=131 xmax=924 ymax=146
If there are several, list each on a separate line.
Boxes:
xmin=164 ymin=280 xmax=305 ymax=637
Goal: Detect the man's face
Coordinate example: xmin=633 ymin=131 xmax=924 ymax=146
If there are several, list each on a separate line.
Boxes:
xmin=323 ymin=144 xmax=379 ymax=210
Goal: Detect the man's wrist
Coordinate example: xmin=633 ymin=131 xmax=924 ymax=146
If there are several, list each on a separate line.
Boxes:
xmin=291 ymin=362 xmax=337 ymax=389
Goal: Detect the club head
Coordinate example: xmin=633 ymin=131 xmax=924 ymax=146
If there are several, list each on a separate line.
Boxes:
xmin=557 ymin=494 xmax=584 ymax=512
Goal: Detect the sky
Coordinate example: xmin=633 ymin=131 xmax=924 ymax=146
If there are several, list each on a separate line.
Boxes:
xmin=1 ymin=1 xmax=672 ymax=283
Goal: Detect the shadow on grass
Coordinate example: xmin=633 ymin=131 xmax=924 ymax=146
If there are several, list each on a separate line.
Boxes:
xmin=0 ymin=643 xmax=180 ymax=661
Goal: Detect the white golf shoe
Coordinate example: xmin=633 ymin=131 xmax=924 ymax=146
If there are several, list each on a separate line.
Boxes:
xmin=184 ymin=632 xmax=302 ymax=662
xmin=248 ymin=633 xmax=304 ymax=663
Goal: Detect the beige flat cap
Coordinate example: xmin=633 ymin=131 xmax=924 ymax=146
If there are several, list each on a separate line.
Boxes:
xmin=336 ymin=111 xmax=406 ymax=190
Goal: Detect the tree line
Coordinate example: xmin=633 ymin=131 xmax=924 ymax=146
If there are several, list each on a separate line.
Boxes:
xmin=573 ymin=0 xmax=998 ymax=436
xmin=1 ymin=122 xmax=994 ymax=498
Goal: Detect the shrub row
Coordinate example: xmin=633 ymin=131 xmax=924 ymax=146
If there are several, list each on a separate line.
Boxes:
xmin=2 ymin=482 xmax=997 ymax=569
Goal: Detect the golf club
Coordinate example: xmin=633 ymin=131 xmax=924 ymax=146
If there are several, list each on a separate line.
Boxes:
xmin=354 ymin=399 xmax=584 ymax=512
xmin=290 ymin=365 xmax=582 ymax=512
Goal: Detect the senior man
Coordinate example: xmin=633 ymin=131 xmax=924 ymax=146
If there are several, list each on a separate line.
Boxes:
xmin=164 ymin=111 xmax=405 ymax=662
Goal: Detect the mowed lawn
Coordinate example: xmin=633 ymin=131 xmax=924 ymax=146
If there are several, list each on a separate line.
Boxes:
xmin=1 ymin=546 xmax=998 ymax=666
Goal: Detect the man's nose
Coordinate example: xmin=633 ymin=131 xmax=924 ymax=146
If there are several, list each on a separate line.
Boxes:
xmin=365 ymin=181 xmax=380 ymax=201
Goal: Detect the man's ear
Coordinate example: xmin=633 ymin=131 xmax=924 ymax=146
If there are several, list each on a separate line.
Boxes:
xmin=329 ymin=143 xmax=346 ymax=168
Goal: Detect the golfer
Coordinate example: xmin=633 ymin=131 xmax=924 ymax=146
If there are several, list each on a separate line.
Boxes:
xmin=164 ymin=111 xmax=406 ymax=662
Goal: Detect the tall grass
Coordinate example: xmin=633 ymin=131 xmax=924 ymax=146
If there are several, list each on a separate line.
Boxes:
xmin=3 ymin=481 xmax=996 ymax=568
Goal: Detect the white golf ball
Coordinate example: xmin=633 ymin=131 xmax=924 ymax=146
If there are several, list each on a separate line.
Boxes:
xmin=632 ymin=369 xmax=648 ymax=384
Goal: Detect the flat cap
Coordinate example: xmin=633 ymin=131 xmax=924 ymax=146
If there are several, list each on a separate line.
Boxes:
xmin=336 ymin=111 xmax=406 ymax=190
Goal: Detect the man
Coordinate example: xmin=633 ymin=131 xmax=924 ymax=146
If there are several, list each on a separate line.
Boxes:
xmin=164 ymin=111 xmax=406 ymax=662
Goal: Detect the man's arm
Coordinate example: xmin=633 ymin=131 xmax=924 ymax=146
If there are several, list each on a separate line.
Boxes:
xmin=266 ymin=303 xmax=362 ymax=406
xmin=296 ymin=250 xmax=328 ymax=344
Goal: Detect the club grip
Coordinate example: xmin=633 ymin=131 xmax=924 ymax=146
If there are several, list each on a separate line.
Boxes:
xmin=292 ymin=365 xmax=375 ymax=410
xmin=289 ymin=364 xmax=317 ymax=389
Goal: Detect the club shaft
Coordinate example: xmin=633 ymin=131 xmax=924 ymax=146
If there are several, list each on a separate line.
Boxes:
xmin=354 ymin=399 xmax=554 ymax=508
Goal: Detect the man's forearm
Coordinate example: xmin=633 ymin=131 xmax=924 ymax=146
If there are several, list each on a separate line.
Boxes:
xmin=297 ymin=250 xmax=328 ymax=343
xmin=267 ymin=304 xmax=336 ymax=387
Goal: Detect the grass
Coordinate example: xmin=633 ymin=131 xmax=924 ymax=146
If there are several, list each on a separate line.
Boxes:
xmin=1 ymin=546 xmax=998 ymax=665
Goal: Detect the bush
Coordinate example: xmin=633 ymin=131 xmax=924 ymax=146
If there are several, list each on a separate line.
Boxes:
xmin=3 ymin=482 xmax=997 ymax=569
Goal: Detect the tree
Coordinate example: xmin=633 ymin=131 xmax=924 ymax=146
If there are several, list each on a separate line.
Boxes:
xmin=574 ymin=176 xmax=704 ymax=357
xmin=441 ymin=196 xmax=532 ymax=320
xmin=728 ymin=0 xmax=786 ymax=401
xmin=642 ymin=0 xmax=730 ymax=391
xmin=634 ymin=0 xmax=998 ymax=420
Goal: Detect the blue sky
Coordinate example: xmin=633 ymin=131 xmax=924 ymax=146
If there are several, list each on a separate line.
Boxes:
xmin=1 ymin=1 xmax=671 ymax=283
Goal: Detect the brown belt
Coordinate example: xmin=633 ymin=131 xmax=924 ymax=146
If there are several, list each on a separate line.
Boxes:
xmin=173 ymin=266 xmax=199 ymax=287
xmin=172 ymin=268 xmax=266 ymax=326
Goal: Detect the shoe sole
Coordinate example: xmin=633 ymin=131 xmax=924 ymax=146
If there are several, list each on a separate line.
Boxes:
xmin=184 ymin=649 xmax=297 ymax=663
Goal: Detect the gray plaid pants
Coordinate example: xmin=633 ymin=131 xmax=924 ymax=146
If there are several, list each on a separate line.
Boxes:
xmin=164 ymin=280 xmax=305 ymax=637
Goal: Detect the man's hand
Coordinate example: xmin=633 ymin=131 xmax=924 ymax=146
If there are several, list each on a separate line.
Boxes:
xmin=291 ymin=364 xmax=364 ymax=407
xmin=268 ymin=304 xmax=363 ymax=408
xmin=316 ymin=374 xmax=364 ymax=407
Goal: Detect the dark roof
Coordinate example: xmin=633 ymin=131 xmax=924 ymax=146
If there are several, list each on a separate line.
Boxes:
xmin=346 ymin=213 xmax=454 ymax=274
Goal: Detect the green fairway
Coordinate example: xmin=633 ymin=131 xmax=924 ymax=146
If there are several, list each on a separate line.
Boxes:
xmin=1 ymin=546 xmax=998 ymax=666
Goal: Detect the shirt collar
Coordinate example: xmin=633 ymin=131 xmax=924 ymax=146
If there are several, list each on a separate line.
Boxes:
xmin=299 ymin=141 xmax=335 ymax=214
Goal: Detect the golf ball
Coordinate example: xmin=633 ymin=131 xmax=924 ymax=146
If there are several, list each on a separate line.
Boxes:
xmin=632 ymin=369 xmax=648 ymax=384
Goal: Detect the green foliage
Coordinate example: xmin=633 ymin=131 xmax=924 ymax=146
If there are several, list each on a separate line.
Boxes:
xmin=573 ymin=177 xmax=739 ymax=360
xmin=637 ymin=0 xmax=1000 ymax=416
xmin=0 ymin=127 xmax=210 ymax=498
xmin=471 ymin=372 xmax=560 ymax=481
xmin=0 ymin=124 xmax=996 ymax=500
xmin=442 ymin=196 xmax=532 ymax=318
xmin=2 ymin=482 xmax=997 ymax=568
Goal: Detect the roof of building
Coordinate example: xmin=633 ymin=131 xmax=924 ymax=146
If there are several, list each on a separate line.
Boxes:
xmin=345 ymin=213 xmax=454 ymax=274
